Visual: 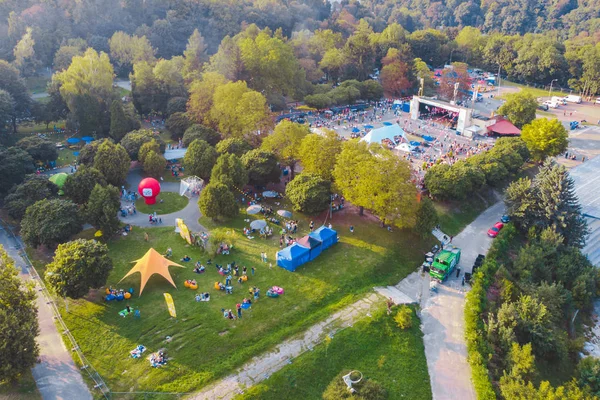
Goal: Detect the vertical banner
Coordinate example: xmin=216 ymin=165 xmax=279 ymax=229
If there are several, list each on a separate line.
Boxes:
xmin=163 ymin=293 xmax=177 ymax=318
xmin=176 ymin=218 xmax=192 ymax=244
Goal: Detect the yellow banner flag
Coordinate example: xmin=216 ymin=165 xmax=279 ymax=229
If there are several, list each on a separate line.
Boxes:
xmin=163 ymin=293 xmax=177 ymax=318
xmin=176 ymin=218 xmax=192 ymax=245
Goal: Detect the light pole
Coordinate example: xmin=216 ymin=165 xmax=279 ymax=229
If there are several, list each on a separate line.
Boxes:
xmin=548 ymin=79 xmax=558 ymax=97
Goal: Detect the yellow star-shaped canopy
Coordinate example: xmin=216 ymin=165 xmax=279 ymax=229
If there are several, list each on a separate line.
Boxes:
xmin=119 ymin=248 xmax=184 ymax=296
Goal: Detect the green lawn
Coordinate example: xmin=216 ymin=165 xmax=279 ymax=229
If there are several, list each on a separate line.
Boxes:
xmin=135 ymin=192 xmax=189 ymax=215
xmin=40 ymin=205 xmax=431 ymax=394
xmin=237 ymin=306 xmax=431 ymax=400
xmin=434 ymin=191 xmax=498 ymax=236
xmin=0 ymin=371 xmax=41 ymax=400
xmin=24 ymin=75 xmax=50 ymax=94
xmin=500 ymin=81 xmax=570 ymax=99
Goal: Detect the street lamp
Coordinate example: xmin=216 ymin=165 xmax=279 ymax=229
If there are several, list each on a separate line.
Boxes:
xmin=548 ymin=79 xmax=558 ymax=97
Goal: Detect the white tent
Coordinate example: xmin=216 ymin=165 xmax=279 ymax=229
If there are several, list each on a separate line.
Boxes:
xmin=360 ymin=124 xmax=407 ymax=145
xmin=179 ymin=176 xmax=204 ymax=198
xmin=164 ymin=148 xmax=187 ymax=160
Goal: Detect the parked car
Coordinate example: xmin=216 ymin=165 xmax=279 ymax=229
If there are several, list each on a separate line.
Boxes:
xmin=487 ymin=222 xmax=504 ymax=238
xmin=500 ymin=215 xmax=510 ymax=223
xmin=537 ymin=104 xmax=549 ymax=111
xmin=595 ymin=98 xmax=600 ymax=105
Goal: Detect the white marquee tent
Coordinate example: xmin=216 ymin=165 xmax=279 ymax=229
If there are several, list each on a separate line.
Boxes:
xmin=360 ymin=124 xmax=407 ymax=145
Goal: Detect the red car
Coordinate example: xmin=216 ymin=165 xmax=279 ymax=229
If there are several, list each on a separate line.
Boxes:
xmin=487 ymin=222 xmax=504 ymax=238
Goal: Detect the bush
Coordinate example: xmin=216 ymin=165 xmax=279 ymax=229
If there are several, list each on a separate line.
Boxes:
xmin=394 ymin=305 xmax=413 ymax=330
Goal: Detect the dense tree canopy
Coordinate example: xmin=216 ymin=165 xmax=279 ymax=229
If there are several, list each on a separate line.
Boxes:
xmin=241 ymin=149 xmax=281 ymax=186
xmin=183 ymin=124 xmax=221 ymax=147
xmin=183 ymin=139 xmax=218 ymax=181
xmin=85 ymin=184 xmax=121 ymax=238
xmin=93 ymin=140 xmax=131 ymax=187
xmin=198 ymin=182 xmax=238 ymax=221
xmin=21 ymin=199 xmax=82 ymax=248
xmin=63 ymin=165 xmax=107 ymax=205
xmin=298 ymin=130 xmax=341 ymax=181
xmin=5 ymin=175 xmax=59 ymax=220
xmin=0 ymin=147 xmax=35 ymax=198
xmin=215 ymin=138 xmax=253 ymax=157
xmin=120 ymin=129 xmax=165 ymax=161
xmin=498 ymin=92 xmax=539 ymax=129
xmin=210 ymin=153 xmax=248 ymax=190
xmin=286 ymin=173 xmax=331 ymax=215
xmin=261 ymin=121 xmax=309 ymax=178
xmin=16 ymin=136 xmax=58 ymax=163
xmin=520 ymin=118 xmax=569 ymax=162
xmin=45 ymin=239 xmax=113 ymax=299
xmin=0 ymin=247 xmax=39 ymax=383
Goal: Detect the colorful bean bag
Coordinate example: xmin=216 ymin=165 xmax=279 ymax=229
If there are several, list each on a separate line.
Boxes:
xmin=271 ymin=286 xmax=284 ymax=295
xmin=241 ymin=302 xmax=251 ymax=309
xmin=119 ymin=308 xmax=134 ymax=317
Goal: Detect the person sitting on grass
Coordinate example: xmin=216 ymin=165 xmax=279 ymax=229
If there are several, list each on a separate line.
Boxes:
xmin=195 ymin=294 xmax=201 ymax=302
xmin=165 ymin=247 xmax=172 ymax=257
xmin=194 ymin=262 xmax=205 ymax=273
xmin=181 ymin=255 xmax=191 ymax=262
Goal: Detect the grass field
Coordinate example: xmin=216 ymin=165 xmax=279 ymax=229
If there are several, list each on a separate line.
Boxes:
xmin=500 ymin=80 xmax=570 ymax=99
xmin=135 ymin=192 xmax=189 ymax=215
xmin=238 ymin=306 xmax=431 ymax=400
xmin=434 ymin=190 xmax=498 ymax=236
xmin=24 ymin=76 xmax=50 ymax=94
xmin=32 ymin=202 xmax=431 ymax=394
xmin=0 ymin=371 xmax=41 ymax=400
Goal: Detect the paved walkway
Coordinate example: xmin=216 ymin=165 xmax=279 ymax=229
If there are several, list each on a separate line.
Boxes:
xmin=377 ymin=201 xmax=504 ymax=400
xmin=0 ymin=225 xmax=92 ymax=400
xmin=189 ymin=292 xmax=383 ymax=400
xmin=120 ymin=170 xmax=206 ymax=232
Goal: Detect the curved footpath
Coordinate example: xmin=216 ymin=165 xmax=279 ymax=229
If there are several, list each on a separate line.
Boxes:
xmin=120 ymin=172 xmax=207 ymax=232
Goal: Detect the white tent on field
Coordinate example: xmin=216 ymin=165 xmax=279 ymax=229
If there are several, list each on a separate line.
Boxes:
xmin=179 ymin=176 xmax=204 ymax=198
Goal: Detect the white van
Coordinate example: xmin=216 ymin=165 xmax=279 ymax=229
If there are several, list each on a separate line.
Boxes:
xmin=595 ymin=98 xmax=600 ymax=105
xmin=551 ymin=96 xmax=567 ymax=105
xmin=543 ymin=100 xmax=559 ymax=108
xmin=565 ymin=95 xmax=582 ymax=104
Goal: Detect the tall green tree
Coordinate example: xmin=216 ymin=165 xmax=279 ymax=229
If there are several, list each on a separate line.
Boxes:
xmin=53 ymin=49 xmax=114 ymax=136
xmin=520 ymin=118 xmax=568 ymax=162
xmin=261 ymin=120 xmax=309 ymax=178
xmin=138 ymin=139 xmax=161 ymax=164
xmin=0 ymin=247 xmax=39 ymax=382
xmin=16 ymin=136 xmax=58 ymax=163
xmin=182 ymin=29 xmax=208 ymax=82
xmin=93 ymin=140 xmax=131 ymax=187
xmin=298 ymin=130 xmax=341 ymax=180
xmin=21 ymin=199 xmax=82 ymax=248
xmin=0 ymin=61 xmax=30 ymax=133
xmin=186 ymin=72 xmax=229 ymax=125
xmin=210 ymin=153 xmax=248 ymax=190
xmin=85 ymin=184 xmax=121 ymax=237
xmin=165 ymin=112 xmax=191 ymax=140
xmin=5 ymin=175 xmax=59 ymax=220
xmin=0 ymin=147 xmax=35 ymax=198
xmin=63 ymin=165 xmax=107 ymax=205
xmin=198 ymin=182 xmax=238 ymax=221
xmin=109 ymin=100 xmax=132 ymax=141
xmin=241 ymin=149 xmax=281 ymax=186
xmin=183 ymin=124 xmax=221 ymax=147
xmin=183 ymin=139 xmax=218 ymax=180
xmin=286 ymin=173 xmax=331 ymax=214
xmin=0 ymin=89 xmax=14 ymax=133
xmin=45 ymin=239 xmax=113 ymax=299
xmin=109 ymin=31 xmax=155 ymax=74
xmin=497 ymin=92 xmax=538 ymax=129
xmin=143 ymin=150 xmax=166 ymax=178
xmin=215 ymin=138 xmax=252 ymax=157
xmin=120 ymin=129 xmax=164 ymax=160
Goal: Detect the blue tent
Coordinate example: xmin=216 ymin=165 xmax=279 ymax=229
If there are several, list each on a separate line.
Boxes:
xmin=297 ymin=235 xmax=322 ymax=261
xmin=66 ymin=137 xmax=80 ymax=144
xmin=383 ymin=121 xmax=393 ymax=126
xmin=309 ymin=226 xmax=338 ymax=250
xmin=351 ymin=127 xmax=360 ymax=133
xmin=276 ymin=243 xmax=310 ymax=272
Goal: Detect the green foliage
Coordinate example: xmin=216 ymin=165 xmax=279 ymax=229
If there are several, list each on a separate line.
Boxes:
xmin=78 ymin=140 xmax=103 ymax=166
xmin=21 ymin=199 xmax=82 ymax=248
xmin=109 ymin=100 xmax=134 ymax=142
xmin=16 ymin=135 xmax=58 ymax=162
xmin=333 ymin=140 xmax=418 ymax=228
xmin=138 ymin=139 xmax=161 ymax=164
xmin=63 ymin=165 xmax=107 ymax=204
xmin=167 ymin=97 xmax=187 ymax=116
xmin=241 ymin=149 xmax=281 ymax=186
xmin=286 ymin=173 xmax=331 ymax=215
xmin=0 ymin=89 xmax=14 ymax=133
xmin=0 ymin=246 xmax=39 ymax=382
xmin=578 ymin=357 xmax=600 ymax=397
xmin=304 ymin=94 xmax=332 ymax=110
xmin=216 ymin=138 xmax=252 ymax=157
xmin=53 ymin=48 xmax=114 ymax=136
xmin=261 ymin=120 xmax=309 ymax=175
xmin=109 ymin=31 xmax=155 ymax=74
xmin=394 ymin=305 xmax=413 ymax=330
xmin=183 ymin=124 xmax=221 ymax=147
xmin=5 ymin=175 xmax=59 ymax=220
xmin=120 ymin=129 xmax=165 ymax=160
xmin=198 ymin=182 xmax=238 ymax=221
xmin=184 ymin=139 xmax=218 ymax=180
xmin=322 ymin=372 xmax=388 ymax=400
xmin=93 ymin=139 xmax=131 ymax=187
xmin=206 ymin=228 xmax=238 ymax=256
xmin=85 ymin=184 xmax=121 ymax=237
xmin=499 ymin=376 xmax=595 ymax=400
xmin=414 ymin=198 xmax=439 ymax=237
xmin=505 ymin=161 xmax=587 ymax=247
xmin=166 ymin=112 xmax=191 ymax=140
xmin=143 ymin=150 xmax=166 ymax=178
xmin=521 ymin=118 xmax=568 ymax=162
xmin=186 ymin=72 xmax=229 ymax=125
xmin=497 ymin=92 xmax=538 ymax=128
xmin=45 ymin=239 xmax=113 ymax=299
xmin=0 ymin=61 xmax=30 ymax=133
xmin=0 ymin=147 xmax=35 ymax=198
xmin=298 ymin=130 xmax=341 ymax=181
xmin=210 ymin=153 xmax=248 ymax=190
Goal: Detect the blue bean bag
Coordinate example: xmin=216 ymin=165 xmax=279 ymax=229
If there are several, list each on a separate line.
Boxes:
xmin=105 ymin=294 xmax=115 ymax=301
xmin=116 ymin=293 xmax=124 ymax=301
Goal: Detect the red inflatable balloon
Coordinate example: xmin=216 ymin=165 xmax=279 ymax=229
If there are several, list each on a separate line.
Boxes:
xmin=138 ymin=178 xmax=161 ymax=205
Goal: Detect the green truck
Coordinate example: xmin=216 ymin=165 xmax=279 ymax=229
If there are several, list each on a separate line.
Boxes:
xmin=429 ymin=246 xmax=461 ymax=281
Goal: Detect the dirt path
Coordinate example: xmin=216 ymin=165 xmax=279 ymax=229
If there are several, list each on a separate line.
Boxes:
xmin=188 ymin=292 xmax=383 ymax=400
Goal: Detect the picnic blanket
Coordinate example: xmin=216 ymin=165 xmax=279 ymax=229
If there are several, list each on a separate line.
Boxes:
xmin=130 ymin=345 xmax=146 ymax=359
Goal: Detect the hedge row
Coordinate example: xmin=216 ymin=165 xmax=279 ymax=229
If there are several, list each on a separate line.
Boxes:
xmin=464 ymin=225 xmax=518 ymax=399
